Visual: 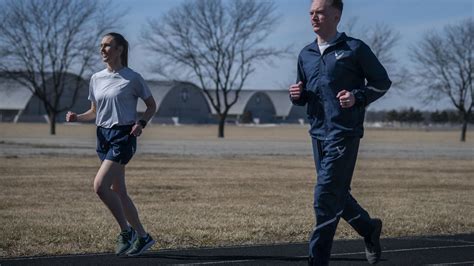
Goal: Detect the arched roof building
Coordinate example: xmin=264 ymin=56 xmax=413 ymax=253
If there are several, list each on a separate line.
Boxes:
xmin=0 ymin=74 xmax=90 ymax=123
xmin=0 ymin=78 xmax=33 ymax=122
xmin=138 ymin=81 xmax=212 ymax=124
xmin=205 ymin=89 xmax=306 ymax=123
xmin=0 ymin=77 xmax=306 ymax=125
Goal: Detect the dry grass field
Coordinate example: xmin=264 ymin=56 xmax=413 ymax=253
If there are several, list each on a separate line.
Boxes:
xmin=0 ymin=122 xmax=472 ymax=142
xmin=0 ymin=123 xmax=473 ymax=257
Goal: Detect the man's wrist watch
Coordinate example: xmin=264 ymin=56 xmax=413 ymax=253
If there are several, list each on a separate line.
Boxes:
xmin=138 ymin=119 xmax=147 ymax=128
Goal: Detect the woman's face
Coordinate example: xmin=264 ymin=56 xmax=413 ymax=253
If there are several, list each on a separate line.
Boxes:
xmin=100 ymin=35 xmax=123 ymax=65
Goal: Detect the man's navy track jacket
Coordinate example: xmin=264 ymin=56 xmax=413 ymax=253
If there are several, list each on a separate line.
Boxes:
xmin=292 ymin=32 xmax=392 ymax=140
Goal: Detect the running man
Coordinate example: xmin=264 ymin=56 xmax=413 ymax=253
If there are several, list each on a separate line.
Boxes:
xmin=289 ymin=0 xmax=391 ymax=265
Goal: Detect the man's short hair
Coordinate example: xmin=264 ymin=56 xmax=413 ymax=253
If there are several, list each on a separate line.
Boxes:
xmin=330 ymin=0 xmax=343 ymax=12
xmin=310 ymin=0 xmax=344 ymax=13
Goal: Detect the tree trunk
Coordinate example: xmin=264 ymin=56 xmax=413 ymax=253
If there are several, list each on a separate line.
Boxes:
xmin=460 ymin=117 xmax=468 ymax=142
xmin=218 ymin=114 xmax=226 ymax=138
xmin=49 ymin=113 xmax=57 ymax=135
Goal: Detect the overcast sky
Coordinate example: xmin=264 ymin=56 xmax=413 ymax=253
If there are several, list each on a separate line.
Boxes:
xmin=109 ymin=0 xmax=472 ymax=110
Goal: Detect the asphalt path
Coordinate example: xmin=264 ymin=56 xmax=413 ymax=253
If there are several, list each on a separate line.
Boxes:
xmin=2 ymin=234 xmax=473 ymax=266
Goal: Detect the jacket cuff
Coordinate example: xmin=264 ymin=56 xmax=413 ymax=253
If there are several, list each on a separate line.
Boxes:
xmin=352 ymin=89 xmax=366 ymax=107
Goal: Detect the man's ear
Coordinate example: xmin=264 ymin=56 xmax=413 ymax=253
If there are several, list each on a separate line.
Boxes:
xmin=334 ymin=11 xmax=342 ymax=23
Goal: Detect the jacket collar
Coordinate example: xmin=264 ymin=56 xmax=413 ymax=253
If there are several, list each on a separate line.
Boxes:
xmin=308 ymin=32 xmax=348 ymax=54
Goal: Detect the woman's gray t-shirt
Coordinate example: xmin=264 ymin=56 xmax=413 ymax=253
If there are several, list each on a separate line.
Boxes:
xmin=88 ymin=67 xmax=152 ymax=128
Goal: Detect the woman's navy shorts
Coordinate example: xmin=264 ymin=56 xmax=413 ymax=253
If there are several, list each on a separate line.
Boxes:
xmin=96 ymin=125 xmax=136 ymax=165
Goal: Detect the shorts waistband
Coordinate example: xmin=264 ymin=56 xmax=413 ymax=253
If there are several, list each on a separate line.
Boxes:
xmin=98 ymin=124 xmax=134 ymax=130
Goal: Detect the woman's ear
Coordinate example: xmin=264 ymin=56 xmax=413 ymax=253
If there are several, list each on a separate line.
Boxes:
xmin=117 ymin=45 xmax=124 ymax=56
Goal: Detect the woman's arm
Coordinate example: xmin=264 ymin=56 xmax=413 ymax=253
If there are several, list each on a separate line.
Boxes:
xmin=130 ymin=96 xmax=157 ymax=136
xmin=66 ymin=102 xmax=97 ymax=122
xmin=139 ymin=96 xmax=157 ymax=123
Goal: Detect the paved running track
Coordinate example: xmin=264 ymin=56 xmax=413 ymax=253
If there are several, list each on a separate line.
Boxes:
xmin=2 ymin=233 xmax=473 ymax=265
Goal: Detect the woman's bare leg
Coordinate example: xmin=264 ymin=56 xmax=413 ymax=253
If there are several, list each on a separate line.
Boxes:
xmin=112 ymin=171 xmax=147 ymax=237
xmin=94 ymin=160 xmax=128 ymax=231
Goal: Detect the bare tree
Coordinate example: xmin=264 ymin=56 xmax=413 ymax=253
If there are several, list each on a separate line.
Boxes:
xmin=411 ymin=18 xmax=473 ymax=142
xmin=141 ymin=0 xmax=285 ymax=138
xmin=0 ymin=0 xmax=122 ymax=134
xmin=341 ymin=19 xmax=409 ymax=90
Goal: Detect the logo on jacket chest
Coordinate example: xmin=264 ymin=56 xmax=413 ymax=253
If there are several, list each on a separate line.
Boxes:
xmin=334 ymin=51 xmax=345 ymax=60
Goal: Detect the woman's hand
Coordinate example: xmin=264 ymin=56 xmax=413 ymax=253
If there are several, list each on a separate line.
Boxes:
xmin=130 ymin=123 xmax=143 ymax=137
xmin=66 ymin=111 xmax=77 ymax=122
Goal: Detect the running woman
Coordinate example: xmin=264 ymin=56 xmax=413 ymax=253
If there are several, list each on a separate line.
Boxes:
xmin=66 ymin=32 xmax=157 ymax=257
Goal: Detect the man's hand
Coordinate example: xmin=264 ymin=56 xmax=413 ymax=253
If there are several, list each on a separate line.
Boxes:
xmin=336 ymin=90 xmax=355 ymax=108
xmin=66 ymin=111 xmax=77 ymax=122
xmin=289 ymin=81 xmax=303 ymax=100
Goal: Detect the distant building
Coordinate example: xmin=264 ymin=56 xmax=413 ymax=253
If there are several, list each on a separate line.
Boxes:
xmin=265 ymin=90 xmax=307 ymax=124
xmin=286 ymin=105 xmax=308 ymax=124
xmin=138 ymin=81 xmax=213 ymax=124
xmin=206 ymin=89 xmax=307 ymax=124
xmin=1 ymin=76 xmax=307 ymax=124
xmin=0 ymin=73 xmax=90 ymax=123
xmin=19 ymin=73 xmax=90 ymax=123
xmin=244 ymin=91 xmax=277 ymax=123
xmin=0 ymin=78 xmax=32 ymax=122
xmin=206 ymin=90 xmax=276 ymax=123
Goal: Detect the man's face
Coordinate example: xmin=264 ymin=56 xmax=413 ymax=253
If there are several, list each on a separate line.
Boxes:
xmin=309 ymin=0 xmax=341 ymax=35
